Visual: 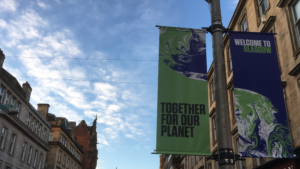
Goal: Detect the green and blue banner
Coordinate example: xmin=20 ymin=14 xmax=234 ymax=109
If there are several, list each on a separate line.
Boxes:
xmin=156 ymin=26 xmax=210 ymax=155
xmin=229 ymin=31 xmax=293 ymax=158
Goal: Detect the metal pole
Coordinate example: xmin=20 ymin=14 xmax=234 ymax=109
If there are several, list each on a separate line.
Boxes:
xmin=206 ymin=0 xmax=234 ymax=169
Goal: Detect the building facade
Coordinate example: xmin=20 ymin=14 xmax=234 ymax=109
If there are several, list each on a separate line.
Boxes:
xmin=161 ymin=0 xmax=300 ymax=169
xmin=37 ymin=104 xmax=83 ymax=169
xmin=73 ymin=118 xmax=98 ymax=169
xmin=0 ymin=49 xmax=52 ymax=169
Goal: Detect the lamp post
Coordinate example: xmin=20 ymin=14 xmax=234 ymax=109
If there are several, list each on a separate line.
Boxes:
xmin=203 ymin=0 xmax=235 ymax=169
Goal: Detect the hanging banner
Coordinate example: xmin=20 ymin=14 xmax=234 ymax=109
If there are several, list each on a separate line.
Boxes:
xmin=156 ymin=26 xmax=210 ymax=155
xmin=229 ymin=31 xmax=293 ymax=158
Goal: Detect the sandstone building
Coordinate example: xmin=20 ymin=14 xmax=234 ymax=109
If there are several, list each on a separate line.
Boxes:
xmin=0 ymin=49 xmax=52 ymax=169
xmin=37 ymin=104 xmax=83 ymax=169
xmin=160 ymin=0 xmax=300 ymax=169
xmin=73 ymin=117 xmax=98 ymax=169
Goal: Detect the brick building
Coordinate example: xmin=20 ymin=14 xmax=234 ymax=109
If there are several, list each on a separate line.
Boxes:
xmin=38 ymin=104 xmax=83 ymax=169
xmin=160 ymin=0 xmax=300 ymax=169
xmin=0 ymin=49 xmax=52 ymax=169
xmin=73 ymin=117 xmax=98 ymax=169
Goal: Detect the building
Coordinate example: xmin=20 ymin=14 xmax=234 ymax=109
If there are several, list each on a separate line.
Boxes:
xmin=73 ymin=117 xmax=98 ymax=169
xmin=161 ymin=0 xmax=300 ymax=169
xmin=37 ymin=104 xmax=83 ymax=169
xmin=0 ymin=49 xmax=52 ymax=169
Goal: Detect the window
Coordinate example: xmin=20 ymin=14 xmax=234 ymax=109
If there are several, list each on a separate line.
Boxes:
xmin=8 ymin=133 xmax=16 ymax=154
xmin=33 ymin=150 xmax=38 ymax=167
xmin=42 ymin=128 xmax=46 ymax=141
xmin=27 ymin=146 xmax=33 ymax=164
xmin=9 ymin=96 xmax=15 ymax=109
xmin=62 ymin=155 xmax=66 ymax=166
xmin=230 ymin=88 xmax=236 ymax=120
xmin=15 ymin=102 xmax=21 ymax=117
xmin=227 ymin=46 xmax=232 ymax=73
xmin=210 ymin=80 xmax=215 ymax=103
xmin=4 ymin=91 xmax=10 ymax=104
xmin=0 ymin=86 xmax=4 ymax=103
xmin=208 ymin=163 xmax=211 ymax=169
xmin=21 ymin=142 xmax=27 ymax=161
xmin=76 ymin=151 xmax=80 ymax=160
xmin=0 ymin=127 xmax=7 ymax=149
xmin=292 ymin=0 xmax=300 ymax=47
xmin=258 ymin=0 xmax=268 ymax=17
xmin=240 ymin=16 xmax=248 ymax=32
xmin=38 ymin=154 xmax=43 ymax=169
xmin=38 ymin=125 xmax=41 ymax=137
xmin=31 ymin=118 xmax=35 ymax=131
xmin=255 ymin=158 xmax=265 ymax=167
xmin=69 ymin=144 xmax=74 ymax=154
xmin=212 ymin=115 xmax=217 ymax=142
xmin=236 ymin=139 xmax=245 ymax=169
xmin=215 ymin=161 xmax=219 ymax=169
xmin=60 ymin=134 xmax=67 ymax=147
xmin=66 ymin=158 xmax=70 ymax=168
xmin=49 ymin=131 xmax=53 ymax=141
xmin=35 ymin=122 xmax=38 ymax=134
xmin=70 ymin=162 xmax=73 ymax=169
xmin=57 ymin=151 xmax=61 ymax=162
xmin=27 ymin=114 xmax=32 ymax=127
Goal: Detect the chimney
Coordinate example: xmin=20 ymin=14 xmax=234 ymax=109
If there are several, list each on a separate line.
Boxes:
xmin=22 ymin=82 xmax=32 ymax=102
xmin=37 ymin=103 xmax=50 ymax=120
xmin=0 ymin=48 xmax=5 ymax=69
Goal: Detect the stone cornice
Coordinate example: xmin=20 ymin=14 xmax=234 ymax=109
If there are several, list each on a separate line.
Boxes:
xmin=289 ymin=62 xmax=300 ymax=76
xmin=48 ymin=141 xmax=83 ymax=166
xmin=277 ymin=0 xmax=289 ymax=8
xmin=0 ymin=110 xmax=51 ymax=151
xmin=261 ymin=16 xmax=276 ymax=32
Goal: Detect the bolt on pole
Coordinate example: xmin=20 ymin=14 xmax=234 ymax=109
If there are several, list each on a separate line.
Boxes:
xmin=204 ymin=0 xmax=235 ymax=168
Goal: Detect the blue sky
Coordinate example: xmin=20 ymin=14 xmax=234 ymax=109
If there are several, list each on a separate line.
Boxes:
xmin=0 ymin=0 xmax=238 ymax=168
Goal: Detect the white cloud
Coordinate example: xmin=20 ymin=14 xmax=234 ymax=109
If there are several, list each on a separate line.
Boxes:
xmin=0 ymin=0 xmax=18 ymax=12
xmin=0 ymin=19 xmax=7 ymax=28
xmin=37 ymin=0 xmax=50 ymax=9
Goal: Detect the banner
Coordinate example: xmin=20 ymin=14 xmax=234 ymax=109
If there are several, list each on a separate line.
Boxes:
xmin=156 ymin=26 xmax=210 ymax=155
xmin=229 ymin=31 xmax=293 ymax=158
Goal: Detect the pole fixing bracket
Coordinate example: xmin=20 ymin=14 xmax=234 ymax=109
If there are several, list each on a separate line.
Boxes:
xmin=206 ymin=148 xmax=245 ymax=166
xmin=202 ymin=20 xmax=232 ymax=34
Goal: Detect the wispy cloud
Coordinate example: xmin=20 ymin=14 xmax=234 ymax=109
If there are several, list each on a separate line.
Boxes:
xmin=0 ymin=0 xmax=18 ymax=12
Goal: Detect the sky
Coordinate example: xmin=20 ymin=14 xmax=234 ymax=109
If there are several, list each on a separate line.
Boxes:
xmin=0 ymin=0 xmax=238 ymax=169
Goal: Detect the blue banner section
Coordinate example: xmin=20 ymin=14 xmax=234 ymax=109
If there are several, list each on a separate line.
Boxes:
xmin=229 ymin=31 xmax=293 ymax=158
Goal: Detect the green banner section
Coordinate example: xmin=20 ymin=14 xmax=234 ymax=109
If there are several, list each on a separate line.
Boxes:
xmin=156 ymin=27 xmax=210 ymax=155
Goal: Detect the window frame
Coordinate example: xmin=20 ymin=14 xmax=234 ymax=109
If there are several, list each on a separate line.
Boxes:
xmin=57 ymin=151 xmax=62 ymax=163
xmin=291 ymin=0 xmax=300 ymax=49
xmin=27 ymin=114 xmax=32 ymax=127
xmin=27 ymin=146 xmax=33 ymax=165
xmin=38 ymin=153 xmax=43 ymax=169
xmin=227 ymin=45 xmax=233 ymax=75
xmin=258 ymin=0 xmax=269 ymax=17
xmin=0 ymin=85 xmax=4 ymax=103
xmin=8 ymin=133 xmax=17 ymax=155
xmin=212 ymin=114 xmax=217 ymax=143
xmin=20 ymin=141 xmax=28 ymax=161
xmin=33 ymin=150 xmax=39 ymax=167
xmin=31 ymin=118 xmax=35 ymax=131
xmin=209 ymin=80 xmax=215 ymax=105
xmin=3 ymin=91 xmax=11 ymax=105
xmin=240 ymin=16 xmax=248 ymax=32
xmin=0 ymin=126 xmax=8 ymax=149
